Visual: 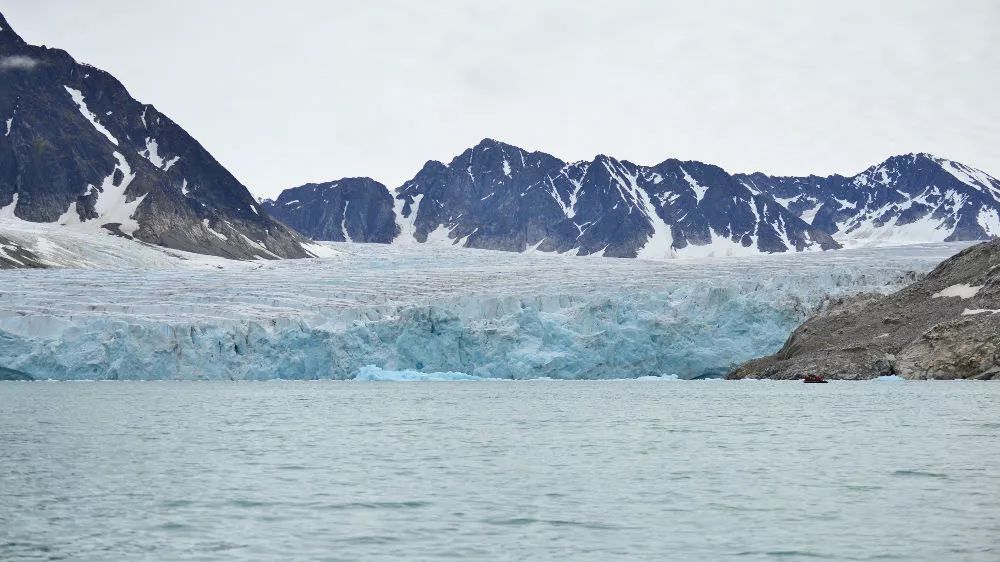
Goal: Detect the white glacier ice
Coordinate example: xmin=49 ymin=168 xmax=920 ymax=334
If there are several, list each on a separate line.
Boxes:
xmin=0 ymin=236 xmax=971 ymax=380
xmin=355 ymin=365 xmax=481 ymax=381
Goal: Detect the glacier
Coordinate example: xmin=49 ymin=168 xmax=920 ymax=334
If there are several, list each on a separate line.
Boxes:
xmin=0 ymin=234 xmax=970 ymax=380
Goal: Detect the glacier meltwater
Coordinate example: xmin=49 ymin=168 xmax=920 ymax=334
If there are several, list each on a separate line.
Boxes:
xmin=0 ymin=241 xmax=969 ymax=380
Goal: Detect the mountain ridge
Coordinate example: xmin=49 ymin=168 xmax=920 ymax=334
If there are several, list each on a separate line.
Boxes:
xmin=266 ymin=140 xmax=1000 ymax=258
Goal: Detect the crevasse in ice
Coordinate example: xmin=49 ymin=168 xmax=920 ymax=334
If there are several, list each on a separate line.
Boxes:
xmin=0 ymin=241 xmax=968 ymax=380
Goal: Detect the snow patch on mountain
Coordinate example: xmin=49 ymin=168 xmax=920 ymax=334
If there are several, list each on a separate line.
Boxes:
xmin=635 ymin=183 xmax=676 ymax=260
xmin=980 ymin=208 xmax=1000 ymax=236
xmin=137 ymin=137 xmax=180 ymax=171
xmin=932 ymin=283 xmax=982 ymax=299
xmin=393 ymin=192 xmax=423 ymax=245
xmin=57 ymin=152 xmax=146 ymax=235
xmin=340 ymin=200 xmax=353 ymax=243
xmin=0 ymin=193 xmax=18 ymax=219
xmin=681 ymin=166 xmax=708 ymax=203
xmin=63 ymin=86 xmax=119 ymax=146
xmin=203 ymin=219 xmax=228 ymax=241
xmin=938 ymin=157 xmax=1000 ymax=199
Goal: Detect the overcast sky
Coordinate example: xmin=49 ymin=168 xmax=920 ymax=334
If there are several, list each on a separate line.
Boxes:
xmin=3 ymin=0 xmax=999 ymax=197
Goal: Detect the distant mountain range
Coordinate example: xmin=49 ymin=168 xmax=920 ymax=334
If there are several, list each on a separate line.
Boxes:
xmin=0 ymin=11 xmax=312 ymax=260
xmin=265 ymin=140 xmax=1000 ymax=258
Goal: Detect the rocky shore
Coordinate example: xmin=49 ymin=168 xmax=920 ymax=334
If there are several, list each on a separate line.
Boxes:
xmin=728 ymin=240 xmax=1000 ymax=380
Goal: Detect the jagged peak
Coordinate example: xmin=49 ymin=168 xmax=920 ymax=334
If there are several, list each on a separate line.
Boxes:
xmin=897 ymin=152 xmax=996 ymax=179
xmin=471 ymin=137 xmax=529 ymax=154
xmin=0 ymin=11 xmax=26 ymax=47
xmin=473 ymin=137 xmax=504 ymax=150
xmin=415 ymin=159 xmax=448 ymax=175
xmin=591 ymin=153 xmax=624 ymax=167
xmin=654 ymin=157 xmax=730 ymax=176
xmin=328 ymin=176 xmax=385 ymax=187
xmin=873 ymin=152 xmax=939 ymax=167
xmin=449 ymin=138 xmax=540 ymax=176
xmin=283 ymin=176 xmax=385 ymax=194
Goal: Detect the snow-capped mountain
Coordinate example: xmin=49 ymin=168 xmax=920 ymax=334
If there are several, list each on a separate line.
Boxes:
xmin=272 ymin=140 xmax=1000 ymax=257
xmin=737 ymin=153 xmax=1000 ymax=245
xmin=0 ymin=11 xmax=312 ymax=260
xmin=272 ymin=138 xmax=839 ymax=258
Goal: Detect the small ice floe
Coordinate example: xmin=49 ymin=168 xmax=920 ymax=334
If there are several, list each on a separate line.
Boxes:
xmin=354 ymin=365 xmax=481 ymax=381
xmin=874 ymin=375 xmax=905 ymax=382
xmin=932 ymin=284 xmax=983 ymax=299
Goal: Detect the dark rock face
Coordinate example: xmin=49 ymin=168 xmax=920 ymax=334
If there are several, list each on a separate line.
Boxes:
xmin=262 ymin=178 xmax=398 ymax=243
xmin=280 ymin=138 xmax=839 ymax=257
xmin=0 ymin=11 xmax=310 ymax=260
xmin=736 ymin=153 xmax=1000 ymax=243
xmin=728 ymin=239 xmax=1000 ymax=380
xmin=395 ymin=140 xmax=572 ymax=253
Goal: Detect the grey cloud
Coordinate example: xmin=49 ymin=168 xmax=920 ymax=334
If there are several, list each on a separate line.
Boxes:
xmin=0 ymin=55 xmax=40 ymax=70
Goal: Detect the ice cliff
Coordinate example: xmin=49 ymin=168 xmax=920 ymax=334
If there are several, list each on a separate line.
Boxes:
xmin=0 ymin=242 xmax=969 ymax=380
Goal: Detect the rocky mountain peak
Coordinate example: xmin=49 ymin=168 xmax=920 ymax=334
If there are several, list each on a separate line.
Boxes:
xmin=0 ymin=11 xmax=26 ymax=48
xmin=0 ymin=10 xmax=312 ymax=261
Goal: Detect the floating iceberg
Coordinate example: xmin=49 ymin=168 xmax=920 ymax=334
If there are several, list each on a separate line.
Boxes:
xmin=354 ymin=365 xmax=481 ymax=381
xmin=0 ymin=240 xmax=970 ymax=380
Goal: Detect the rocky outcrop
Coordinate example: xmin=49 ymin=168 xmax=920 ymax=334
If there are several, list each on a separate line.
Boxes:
xmin=0 ymin=11 xmax=312 ymax=260
xmin=262 ymin=178 xmax=398 ymax=242
xmin=728 ymin=239 xmax=1000 ymax=380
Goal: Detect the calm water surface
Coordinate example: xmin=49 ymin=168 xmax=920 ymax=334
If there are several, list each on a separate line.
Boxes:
xmin=2 ymin=381 xmax=998 ymax=561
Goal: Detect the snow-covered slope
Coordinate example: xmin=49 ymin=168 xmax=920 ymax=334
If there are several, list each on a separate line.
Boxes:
xmin=0 ymin=219 xmax=334 ymax=269
xmin=738 ymin=153 xmax=1000 ymax=246
xmin=0 ymin=241 xmax=968 ymax=380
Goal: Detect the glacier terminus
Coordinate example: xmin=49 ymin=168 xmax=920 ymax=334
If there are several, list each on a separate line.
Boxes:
xmin=0 ymin=240 xmax=968 ymax=380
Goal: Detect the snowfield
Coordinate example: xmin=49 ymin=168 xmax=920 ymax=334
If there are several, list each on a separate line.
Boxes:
xmin=0 ymin=231 xmax=970 ymax=380
xmin=0 ymin=219 xmax=336 ymax=269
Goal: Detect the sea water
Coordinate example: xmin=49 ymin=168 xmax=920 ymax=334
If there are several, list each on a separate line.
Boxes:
xmin=1 ymin=380 xmax=998 ymax=561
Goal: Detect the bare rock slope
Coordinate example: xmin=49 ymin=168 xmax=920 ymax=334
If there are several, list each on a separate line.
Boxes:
xmin=728 ymin=239 xmax=1000 ymax=380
